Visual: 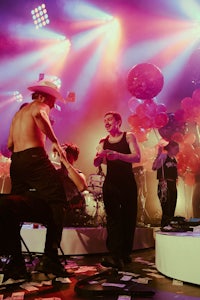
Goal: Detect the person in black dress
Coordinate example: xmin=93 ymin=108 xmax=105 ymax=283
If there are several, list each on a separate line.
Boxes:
xmin=94 ymin=111 xmax=140 ymax=269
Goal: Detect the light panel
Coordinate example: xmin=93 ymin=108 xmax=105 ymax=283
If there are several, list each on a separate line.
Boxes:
xmin=31 ymin=3 xmax=50 ymax=29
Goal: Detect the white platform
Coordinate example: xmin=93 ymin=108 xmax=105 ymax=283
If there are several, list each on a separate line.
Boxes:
xmin=155 ymin=231 xmax=200 ymax=285
xmin=21 ymin=225 xmax=155 ymax=255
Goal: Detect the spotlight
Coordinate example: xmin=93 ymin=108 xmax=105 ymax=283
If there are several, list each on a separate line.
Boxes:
xmin=52 ymin=76 xmax=61 ymax=89
xmin=31 ymin=3 xmax=50 ymax=29
xmin=13 ymin=91 xmax=23 ymax=103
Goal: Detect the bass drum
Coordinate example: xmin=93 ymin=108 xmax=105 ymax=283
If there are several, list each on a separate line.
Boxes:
xmin=64 ymin=193 xmax=90 ymax=227
xmin=84 ymin=192 xmax=96 ymax=217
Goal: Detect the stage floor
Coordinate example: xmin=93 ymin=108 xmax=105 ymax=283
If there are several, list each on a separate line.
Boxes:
xmin=21 ymin=224 xmax=155 ymax=255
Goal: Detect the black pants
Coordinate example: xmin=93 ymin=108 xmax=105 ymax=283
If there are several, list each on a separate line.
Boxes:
xmin=0 ymin=193 xmax=65 ymax=259
xmin=103 ymin=178 xmax=138 ymax=259
xmin=3 ymin=147 xmax=67 ymax=259
xmin=158 ymin=180 xmax=177 ymax=227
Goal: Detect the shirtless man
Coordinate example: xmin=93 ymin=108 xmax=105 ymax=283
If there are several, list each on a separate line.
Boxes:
xmin=0 ymin=80 xmax=68 ymax=281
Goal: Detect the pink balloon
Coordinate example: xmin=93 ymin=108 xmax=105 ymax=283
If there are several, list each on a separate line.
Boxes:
xmin=177 ymin=153 xmax=187 ymax=175
xmin=127 ymin=63 xmax=164 ymax=99
xmin=134 ymin=128 xmax=149 ymax=143
xmin=171 ymin=132 xmax=184 ymax=143
xmin=139 ymin=116 xmax=153 ymax=129
xmin=184 ymin=173 xmax=195 ymax=186
xmin=128 ymin=114 xmax=141 ymax=127
xmin=180 ymin=143 xmax=195 ymax=155
xmin=181 ymin=97 xmax=193 ymax=111
xmin=136 ymin=103 xmax=148 ymax=117
xmin=156 ymin=103 xmax=167 ymax=113
xmin=192 ymin=89 xmax=200 ymax=102
xmin=183 ymin=133 xmax=196 ymax=144
xmin=174 ymin=109 xmax=186 ymax=124
xmin=154 ymin=112 xmax=169 ymax=128
xmin=195 ymin=146 xmax=200 ymax=157
xmin=187 ymin=154 xmax=200 ymax=173
xmin=143 ymin=99 xmax=157 ymax=116
xmin=128 ymin=97 xmax=142 ymax=113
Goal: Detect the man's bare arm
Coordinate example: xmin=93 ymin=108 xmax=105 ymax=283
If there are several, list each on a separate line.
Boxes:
xmin=33 ymin=107 xmax=58 ymax=143
xmin=60 ymin=152 xmax=88 ymax=192
xmin=33 ymin=104 xmax=64 ymax=156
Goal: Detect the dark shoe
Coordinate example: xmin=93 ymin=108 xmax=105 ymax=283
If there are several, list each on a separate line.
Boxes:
xmin=101 ymin=256 xmax=124 ymax=270
xmin=35 ymin=255 xmax=74 ymax=277
xmin=123 ymin=255 xmax=132 ymax=264
xmin=2 ymin=258 xmax=31 ymax=282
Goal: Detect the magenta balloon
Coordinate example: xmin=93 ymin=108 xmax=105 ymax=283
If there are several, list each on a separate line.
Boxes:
xmin=127 ymin=63 xmax=164 ymax=99
xmin=128 ymin=97 xmax=142 ymax=113
xmin=154 ymin=112 xmax=169 ymax=128
xmin=192 ymin=89 xmax=200 ymax=102
xmin=156 ymin=103 xmax=167 ymax=113
xmin=181 ymin=97 xmax=193 ymax=111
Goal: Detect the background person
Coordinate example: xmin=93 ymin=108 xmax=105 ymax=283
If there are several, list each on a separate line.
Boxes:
xmin=152 ymin=140 xmax=179 ymax=228
xmin=94 ymin=111 xmax=141 ymax=270
xmin=57 ymin=143 xmax=88 ymax=226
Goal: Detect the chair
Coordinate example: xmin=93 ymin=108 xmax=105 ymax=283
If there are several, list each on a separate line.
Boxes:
xmin=0 ymin=193 xmax=67 ymax=268
xmin=20 ymin=222 xmax=66 ymax=264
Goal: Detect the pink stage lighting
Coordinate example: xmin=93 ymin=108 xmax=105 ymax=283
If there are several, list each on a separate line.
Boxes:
xmin=31 ymin=3 xmax=50 ymax=29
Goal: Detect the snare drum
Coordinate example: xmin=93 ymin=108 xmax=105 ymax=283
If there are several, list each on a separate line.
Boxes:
xmin=87 ymin=174 xmax=105 ymax=194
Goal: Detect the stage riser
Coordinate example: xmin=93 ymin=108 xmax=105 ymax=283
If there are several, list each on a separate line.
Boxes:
xmin=156 ymin=231 xmax=200 ymax=285
xmin=21 ymin=226 xmax=155 ymax=255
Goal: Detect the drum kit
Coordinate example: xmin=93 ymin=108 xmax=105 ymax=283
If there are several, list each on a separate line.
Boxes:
xmin=84 ymin=173 xmax=106 ymax=226
xmin=64 ymin=173 xmax=106 ymax=227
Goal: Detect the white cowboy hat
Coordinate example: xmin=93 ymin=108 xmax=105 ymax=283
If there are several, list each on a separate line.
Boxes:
xmin=28 ymin=80 xmax=65 ymax=102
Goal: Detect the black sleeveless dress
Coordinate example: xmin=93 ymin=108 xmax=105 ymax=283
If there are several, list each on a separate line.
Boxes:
xmin=103 ymin=132 xmax=138 ymax=259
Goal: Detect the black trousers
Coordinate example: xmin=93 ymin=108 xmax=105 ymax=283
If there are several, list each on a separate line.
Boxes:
xmin=103 ymin=178 xmax=138 ymax=259
xmin=158 ymin=180 xmax=177 ymax=227
xmin=0 ymin=193 xmax=65 ymax=258
xmin=1 ymin=147 xmax=67 ymax=259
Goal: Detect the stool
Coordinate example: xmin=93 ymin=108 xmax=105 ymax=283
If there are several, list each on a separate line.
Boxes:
xmin=20 ymin=223 xmax=66 ymax=264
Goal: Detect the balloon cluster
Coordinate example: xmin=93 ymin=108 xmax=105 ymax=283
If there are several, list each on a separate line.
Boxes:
xmin=158 ymin=112 xmax=186 ymax=141
xmin=127 ymin=63 xmax=200 ymax=186
xmin=176 ymin=133 xmax=200 ymax=186
xmin=174 ymin=88 xmax=200 ymax=185
xmin=128 ymin=98 xmax=168 ymax=142
xmin=127 ymin=63 xmax=167 ymax=142
xmin=181 ymin=89 xmax=200 ymax=124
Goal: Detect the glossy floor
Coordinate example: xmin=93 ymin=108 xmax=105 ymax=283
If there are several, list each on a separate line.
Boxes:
xmin=1 ymin=248 xmax=200 ymax=300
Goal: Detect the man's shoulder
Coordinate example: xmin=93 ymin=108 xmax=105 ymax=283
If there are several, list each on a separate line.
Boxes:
xmin=126 ymin=131 xmax=137 ymax=142
xmin=99 ymin=136 xmax=107 ymax=143
xmin=30 ymin=101 xmax=49 ymax=115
